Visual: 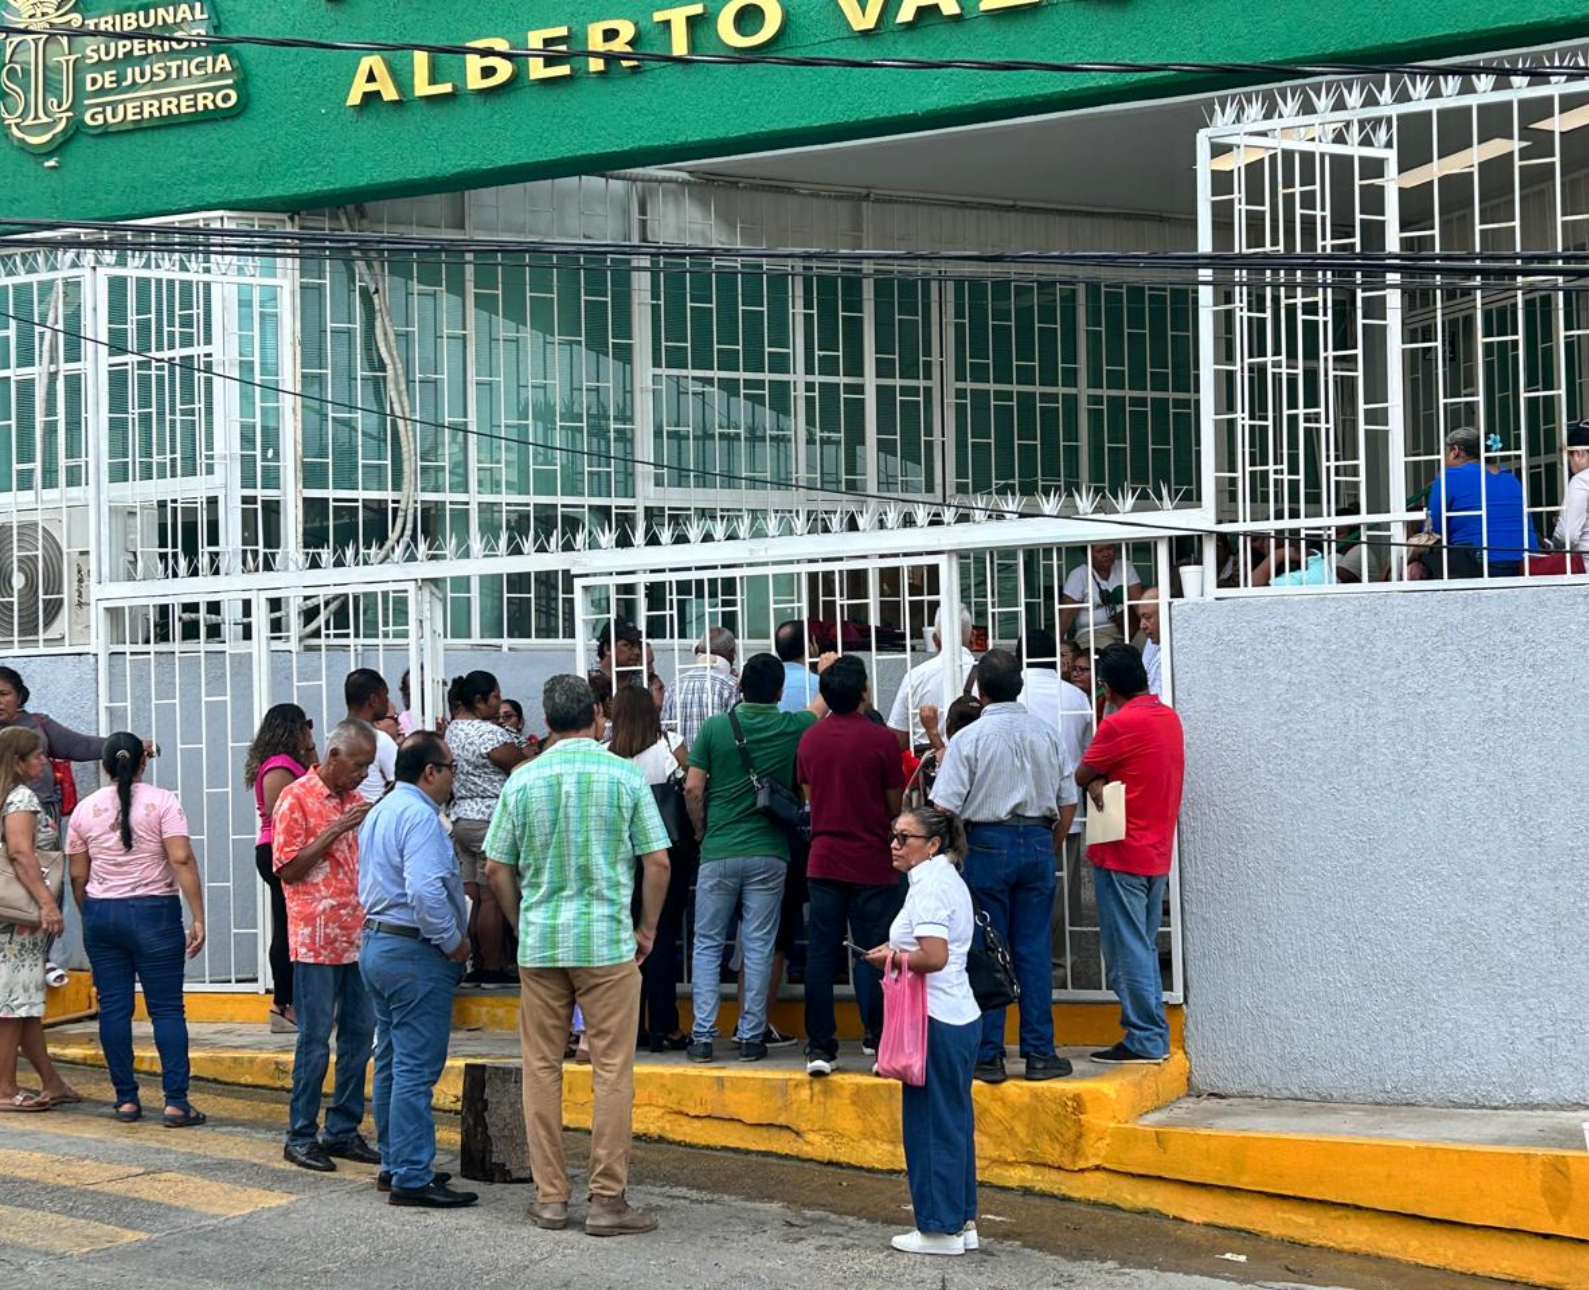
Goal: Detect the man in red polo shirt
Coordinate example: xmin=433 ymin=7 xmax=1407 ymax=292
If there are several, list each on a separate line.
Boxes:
xmin=1076 ymin=643 xmax=1184 ymax=1064
xmin=797 ymin=655 xmax=905 ymax=1076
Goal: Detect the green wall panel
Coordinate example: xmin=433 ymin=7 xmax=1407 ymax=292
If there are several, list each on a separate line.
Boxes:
xmin=4 ymin=0 xmax=1589 ymax=220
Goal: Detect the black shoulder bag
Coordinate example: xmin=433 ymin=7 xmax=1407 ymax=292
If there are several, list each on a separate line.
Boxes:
xmin=726 ymin=708 xmax=805 ymax=838
xmin=965 ymin=896 xmax=1020 ymax=1013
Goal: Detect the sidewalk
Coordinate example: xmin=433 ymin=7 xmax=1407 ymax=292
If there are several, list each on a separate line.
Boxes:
xmin=44 ymin=989 xmax=1589 ymax=1289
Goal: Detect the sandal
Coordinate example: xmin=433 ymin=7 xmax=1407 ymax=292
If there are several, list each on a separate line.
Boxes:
xmin=0 ymin=1091 xmax=49 ymax=1113
xmin=114 ymin=1102 xmax=143 ymax=1123
xmin=44 ymin=1090 xmax=83 ymax=1105
xmin=163 ymin=1105 xmax=207 ymax=1129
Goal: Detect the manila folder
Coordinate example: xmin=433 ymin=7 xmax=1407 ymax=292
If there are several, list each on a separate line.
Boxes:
xmin=1085 ymin=781 xmax=1127 ymax=846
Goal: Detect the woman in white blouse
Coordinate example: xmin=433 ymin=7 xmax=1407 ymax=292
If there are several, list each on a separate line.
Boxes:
xmin=865 ymin=805 xmax=981 ymax=1257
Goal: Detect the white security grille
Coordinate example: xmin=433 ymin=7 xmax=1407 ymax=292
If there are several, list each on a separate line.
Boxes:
xmin=1200 ymin=73 xmax=1589 ymax=592
xmin=96 ymin=577 xmax=444 ymax=989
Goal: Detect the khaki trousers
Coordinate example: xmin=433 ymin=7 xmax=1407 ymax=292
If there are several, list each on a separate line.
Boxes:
xmin=517 ymin=961 xmax=642 ymax=1203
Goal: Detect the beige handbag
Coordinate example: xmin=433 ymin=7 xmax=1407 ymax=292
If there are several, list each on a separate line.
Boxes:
xmin=0 ymin=845 xmax=65 ymax=927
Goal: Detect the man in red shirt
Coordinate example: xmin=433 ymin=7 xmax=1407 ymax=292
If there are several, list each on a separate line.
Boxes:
xmin=796 ymin=656 xmax=905 ymax=1076
xmin=273 ymin=720 xmax=377 ymax=1171
xmin=1076 ymin=643 xmax=1184 ymax=1065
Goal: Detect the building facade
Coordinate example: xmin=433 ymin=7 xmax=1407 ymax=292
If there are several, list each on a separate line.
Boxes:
xmin=4 ymin=0 xmax=1589 ymax=1106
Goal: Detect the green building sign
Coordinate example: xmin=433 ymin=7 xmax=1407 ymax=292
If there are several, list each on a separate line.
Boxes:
xmin=0 ymin=0 xmax=246 ymax=155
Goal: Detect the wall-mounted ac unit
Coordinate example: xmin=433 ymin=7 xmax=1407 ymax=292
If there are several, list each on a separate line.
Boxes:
xmin=0 ymin=511 xmax=93 ymax=647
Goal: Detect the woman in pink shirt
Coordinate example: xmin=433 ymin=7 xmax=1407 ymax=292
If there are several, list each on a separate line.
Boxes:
xmin=244 ymin=704 xmax=315 ymax=1032
xmin=68 ymin=733 xmax=207 ymax=1126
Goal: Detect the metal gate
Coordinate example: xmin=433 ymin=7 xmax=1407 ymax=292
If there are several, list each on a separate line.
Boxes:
xmin=95 ymin=576 xmax=446 ymax=988
xmin=575 ymin=537 xmax=1183 ymax=1007
xmin=1200 ymin=127 xmax=1408 ymax=583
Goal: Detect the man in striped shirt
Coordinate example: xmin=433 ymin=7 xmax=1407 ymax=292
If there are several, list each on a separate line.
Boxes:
xmin=485 ymin=674 xmax=671 ymax=1237
xmin=931 ymin=649 xmax=1078 ymax=1085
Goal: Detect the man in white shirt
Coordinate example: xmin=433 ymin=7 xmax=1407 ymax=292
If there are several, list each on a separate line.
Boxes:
xmin=1059 ymin=546 xmax=1142 ymax=651
xmin=886 ymin=604 xmax=976 ymax=751
xmin=1018 ymin=630 xmax=1094 ymax=983
xmin=346 ymin=668 xmax=398 ymax=804
xmin=1137 ymin=589 xmax=1163 ymax=699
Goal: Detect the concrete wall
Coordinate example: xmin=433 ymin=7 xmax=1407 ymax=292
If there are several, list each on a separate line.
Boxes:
xmin=1171 ymin=583 xmax=1589 ymax=1108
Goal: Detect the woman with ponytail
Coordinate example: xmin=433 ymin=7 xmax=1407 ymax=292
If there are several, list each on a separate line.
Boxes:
xmin=863 ymin=805 xmax=981 ymax=1258
xmin=67 ymin=733 xmax=207 ymax=1127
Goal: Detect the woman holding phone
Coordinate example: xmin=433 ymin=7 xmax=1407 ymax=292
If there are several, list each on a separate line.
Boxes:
xmin=864 ymin=805 xmax=980 ymax=1257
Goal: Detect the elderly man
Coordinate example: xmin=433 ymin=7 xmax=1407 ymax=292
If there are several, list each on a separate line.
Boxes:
xmin=272 ymin=719 xmax=377 ymax=1172
xmin=487 ymin=675 xmax=671 ymax=1237
xmin=358 ymin=731 xmax=476 ymax=1209
xmin=1076 ymin=644 xmax=1185 ymax=1065
xmin=887 ymin=603 xmax=975 ymax=750
xmin=1018 ymin=629 xmax=1095 ymax=978
xmin=931 ymin=650 xmax=1077 ymax=1083
xmin=1059 ymin=545 xmax=1143 ymax=651
xmin=662 ymin=626 xmax=738 ymax=746
xmin=1136 ymin=589 xmax=1163 ymax=698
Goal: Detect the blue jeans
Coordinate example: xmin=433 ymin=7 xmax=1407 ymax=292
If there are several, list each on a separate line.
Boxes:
xmin=691 ymin=855 xmax=785 ymax=1044
xmin=288 ymin=960 xmax=375 ymax=1148
xmin=962 ymin=823 xmax=1057 ymax=1064
xmin=803 ymin=877 xmax=903 ymax=1057
xmin=900 ymin=1016 xmax=979 ymax=1234
xmin=1094 ymin=866 xmax=1170 ymax=1059
xmin=82 ymin=896 xmax=190 ymax=1108
xmin=360 ymin=928 xmax=462 ymax=1189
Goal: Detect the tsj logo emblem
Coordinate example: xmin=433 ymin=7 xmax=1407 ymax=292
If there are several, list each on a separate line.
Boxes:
xmin=1 ymin=1 xmax=246 ymax=155
xmin=0 ymin=0 xmax=83 ymax=152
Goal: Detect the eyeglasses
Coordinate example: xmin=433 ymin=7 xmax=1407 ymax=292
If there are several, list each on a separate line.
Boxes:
xmin=889 ymin=831 xmax=931 ymax=846
xmin=429 ymin=760 xmax=456 ymax=772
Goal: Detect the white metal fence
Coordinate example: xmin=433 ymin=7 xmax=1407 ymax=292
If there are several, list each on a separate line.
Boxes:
xmin=95 ymin=576 xmax=445 ymax=988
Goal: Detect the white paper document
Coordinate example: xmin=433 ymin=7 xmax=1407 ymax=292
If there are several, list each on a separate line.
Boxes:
xmin=1085 ymin=781 xmax=1127 ymax=846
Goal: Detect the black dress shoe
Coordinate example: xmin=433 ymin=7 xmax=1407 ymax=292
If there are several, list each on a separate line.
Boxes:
xmin=389 ymin=1180 xmax=479 ymax=1208
xmin=322 ymin=1133 xmax=381 ymax=1164
xmin=648 ymin=1032 xmax=690 ymax=1054
xmin=378 ymin=1170 xmax=451 ymax=1193
xmin=973 ymin=1056 xmax=1008 ymax=1084
xmin=284 ymin=1141 xmax=336 ymax=1172
xmin=1024 ymin=1055 xmax=1074 ymax=1081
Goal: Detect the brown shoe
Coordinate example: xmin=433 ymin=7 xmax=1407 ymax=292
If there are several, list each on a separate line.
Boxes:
xmin=529 ymin=1201 xmax=569 ymax=1231
xmin=584 ymin=1194 xmax=657 ymax=1237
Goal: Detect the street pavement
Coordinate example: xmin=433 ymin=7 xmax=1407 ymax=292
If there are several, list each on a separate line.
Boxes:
xmin=0 ymin=1066 xmax=1523 ymax=1290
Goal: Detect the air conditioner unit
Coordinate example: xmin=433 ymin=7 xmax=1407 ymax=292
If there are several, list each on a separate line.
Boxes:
xmin=0 ymin=511 xmax=93 ymax=646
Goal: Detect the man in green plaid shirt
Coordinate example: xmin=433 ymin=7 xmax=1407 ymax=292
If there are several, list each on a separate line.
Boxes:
xmin=485 ymin=674 xmax=671 ymax=1238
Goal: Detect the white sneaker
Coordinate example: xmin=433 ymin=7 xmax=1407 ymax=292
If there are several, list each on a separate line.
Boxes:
xmin=43 ymin=962 xmax=67 ymax=989
xmin=805 ymin=1055 xmax=837 ymax=1078
xmin=962 ymin=1222 xmax=979 ymax=1251
xmin=891 ymin=1230 xmax=965 ymax=1257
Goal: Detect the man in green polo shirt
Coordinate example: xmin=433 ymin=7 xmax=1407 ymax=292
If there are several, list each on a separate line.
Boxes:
xmin=485 ymin=674 xmax=671 ymax=1237
xmin=684 ymin=652 xmax=829 ymax=1063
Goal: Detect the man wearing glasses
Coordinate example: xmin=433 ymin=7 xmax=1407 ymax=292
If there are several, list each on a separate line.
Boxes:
xmin=357 ymin=731 xmax=477 ymax=1209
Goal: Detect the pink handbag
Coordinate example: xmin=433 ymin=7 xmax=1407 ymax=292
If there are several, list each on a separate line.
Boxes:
xmin=877 ymin=951 xmax=929 ymax=1086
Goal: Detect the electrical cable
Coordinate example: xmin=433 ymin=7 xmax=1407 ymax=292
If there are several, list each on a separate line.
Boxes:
xmin=0 ymin=299 xmax=1573 ymax=570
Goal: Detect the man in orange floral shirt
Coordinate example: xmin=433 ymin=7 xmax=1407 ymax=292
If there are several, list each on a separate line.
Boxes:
xmin=273 ymin=719 xmax=377 ymax=1173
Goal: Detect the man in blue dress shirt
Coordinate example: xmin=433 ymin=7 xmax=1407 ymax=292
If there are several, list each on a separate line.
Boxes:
xmin=357 ymin=731 xmax=476 ymax=1209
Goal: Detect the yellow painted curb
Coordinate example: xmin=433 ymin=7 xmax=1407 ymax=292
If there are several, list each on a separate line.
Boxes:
xmin=1106 ymin=1120 xmax=1589 ymax=1243
xmin=1007 ymin=1164 xmax=1589 ymax=1290
xmin=123 ymin=984 xmax=1183 ymax=1046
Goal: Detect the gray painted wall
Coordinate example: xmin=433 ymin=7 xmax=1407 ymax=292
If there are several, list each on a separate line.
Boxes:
xmin=1172 ymin=583 xmax=1589 ymax=1109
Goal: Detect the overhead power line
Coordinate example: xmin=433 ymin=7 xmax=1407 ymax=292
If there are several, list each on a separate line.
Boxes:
xmin=3 ymin=20 xmax=1588 ymax=83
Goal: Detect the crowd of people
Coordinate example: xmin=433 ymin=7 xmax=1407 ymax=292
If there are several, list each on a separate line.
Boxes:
xmin=0 ymin=589 xmax=1186 ymax=1256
